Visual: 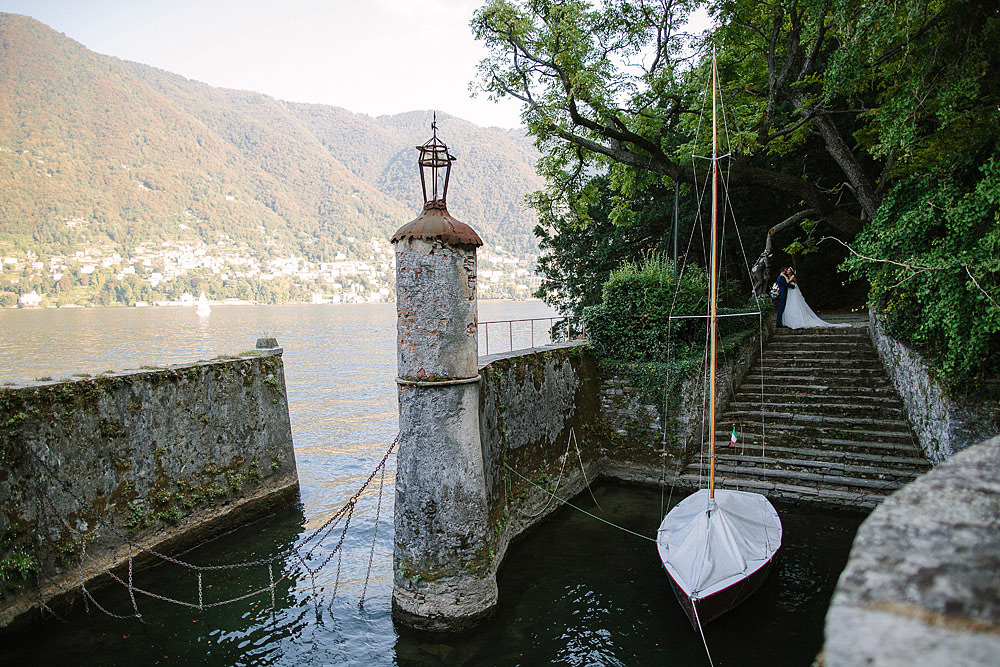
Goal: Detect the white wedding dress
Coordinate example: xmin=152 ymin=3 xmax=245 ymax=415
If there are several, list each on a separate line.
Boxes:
xmin=782 ymin=285 xmax=851 ymax=329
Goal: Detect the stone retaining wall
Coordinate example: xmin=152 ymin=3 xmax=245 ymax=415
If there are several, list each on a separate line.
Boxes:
xmin=868 ymin=309 xmax=1000 ymax=462
xmin=598 ymin=318 xmax=772 ymax=461
xmin=477 ymin=342 xmax=601 ymax=564
xmin=823 ymin=435 xmax=1000 ymax=666
xmin=0 ymin=341 xmax=299 ymax=630
xmin=474 ymin=329 xmax=769 ymax=576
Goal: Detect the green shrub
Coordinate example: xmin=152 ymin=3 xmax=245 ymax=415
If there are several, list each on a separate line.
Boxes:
xmin=844 ymin=158 xmax=1000 ymax=394
xmin=583 ymin=252 xmax=767 ymax=363
xmin=0 ymin=548 xmax=40 ymax=587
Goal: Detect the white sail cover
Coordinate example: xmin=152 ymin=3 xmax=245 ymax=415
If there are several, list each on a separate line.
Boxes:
xmin=657 ymin=488 xmax=782 ymax=599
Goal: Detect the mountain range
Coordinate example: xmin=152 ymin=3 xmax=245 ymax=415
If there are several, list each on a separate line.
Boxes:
xmin=0 ymin=13 xmax=542 ymax=266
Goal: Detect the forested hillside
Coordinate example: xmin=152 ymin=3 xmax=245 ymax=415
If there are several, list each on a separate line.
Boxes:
xmin=0 ymin=12 xmax=542 ymax=272
xmin=288 ymin=106 xmax=542 ymax=252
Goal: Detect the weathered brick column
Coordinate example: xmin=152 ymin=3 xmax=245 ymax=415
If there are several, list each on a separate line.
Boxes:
xmin=391 ymin=174 xmax=491 ymax=629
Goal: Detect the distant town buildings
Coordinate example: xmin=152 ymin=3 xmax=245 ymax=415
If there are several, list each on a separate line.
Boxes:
xmin=0 ymin=233 xmax=541 ymax=307
xmin=18 ymin=291 xmax=41 ymax=307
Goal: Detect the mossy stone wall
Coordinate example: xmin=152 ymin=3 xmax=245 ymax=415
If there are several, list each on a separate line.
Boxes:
xmin=0 ymin=346 xmax=298 ymax=629
xmin=868 ymin=308 xmax=1000 ymax=462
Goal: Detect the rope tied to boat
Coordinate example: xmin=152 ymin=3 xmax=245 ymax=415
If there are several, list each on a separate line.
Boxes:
xmin=502 ymin=460 xmax=657 ymax=543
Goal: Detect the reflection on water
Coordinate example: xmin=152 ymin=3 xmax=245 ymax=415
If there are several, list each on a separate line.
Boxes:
xmin=0 ymin=303 xmax=862 ymax=665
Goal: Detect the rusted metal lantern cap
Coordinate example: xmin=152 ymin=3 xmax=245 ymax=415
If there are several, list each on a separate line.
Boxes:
xmin=392 ymin=116 xmax=483 ymax=247
xmin=392 ymin=200 xmax=483 ymax=247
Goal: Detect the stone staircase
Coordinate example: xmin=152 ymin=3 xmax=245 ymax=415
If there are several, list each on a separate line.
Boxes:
xmin=679 ymin=322 xmax=931 ymax=510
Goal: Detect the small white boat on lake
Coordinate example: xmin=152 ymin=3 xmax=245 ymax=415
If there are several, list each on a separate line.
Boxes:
xmin=196 ymin=291 xmax=211 ymax=317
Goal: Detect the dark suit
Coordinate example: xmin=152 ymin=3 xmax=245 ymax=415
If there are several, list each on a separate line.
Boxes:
xmin=776 ymin=274 xmax=794 ymax=327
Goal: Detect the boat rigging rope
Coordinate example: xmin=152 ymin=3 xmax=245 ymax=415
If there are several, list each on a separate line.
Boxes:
xmin=692 ymin=602 xmax=717 ymax=667
xmin=502 ymin=461 xmax=656 ymax=543
xmin=516 ymin=426 xmax=603 ymax=520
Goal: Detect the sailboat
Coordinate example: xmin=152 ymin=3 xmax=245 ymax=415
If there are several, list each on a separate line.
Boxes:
xmin=656 ymin=52 xmax=782 ymax=630
xmin=196 ymin=291 xmax=211 ymax=317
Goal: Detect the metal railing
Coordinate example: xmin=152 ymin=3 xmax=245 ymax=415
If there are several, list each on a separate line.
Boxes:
xmin=478 ymin=316 xmax=586 ymax=356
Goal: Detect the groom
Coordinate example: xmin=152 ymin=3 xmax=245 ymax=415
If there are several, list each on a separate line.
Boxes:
xmin=775 ymin=266 xmax=796 ymax=328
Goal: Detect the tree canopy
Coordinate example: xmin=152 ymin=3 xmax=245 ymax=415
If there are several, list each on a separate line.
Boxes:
xmin=473 ymin=0 xmax=1000 ymax=390
xmin=473 ymin=0 xmax=998 ymax=231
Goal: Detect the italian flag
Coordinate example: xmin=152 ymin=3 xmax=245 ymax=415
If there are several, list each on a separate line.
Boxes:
xmin=729 ymin=427 xmax=737 ymax=448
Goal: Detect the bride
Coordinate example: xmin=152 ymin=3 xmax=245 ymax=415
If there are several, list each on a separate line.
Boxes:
xmin=783 ymin=270 xmax=851 ymax=329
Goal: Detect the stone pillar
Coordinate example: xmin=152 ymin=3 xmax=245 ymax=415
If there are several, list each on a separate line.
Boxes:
xmin=391 ymin=201 xmax=491 ymax=631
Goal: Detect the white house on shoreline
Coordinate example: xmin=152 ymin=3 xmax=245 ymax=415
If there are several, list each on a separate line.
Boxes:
xmin=18 ymin=291 xmax=41 ymax=307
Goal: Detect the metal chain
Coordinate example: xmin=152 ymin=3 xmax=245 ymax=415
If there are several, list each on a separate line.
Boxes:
xmin=18 ymin=435 xmax=398 ymax=620
xmin=268 ymin=563 xmax=275 ymax=610
xmin=126 ymin=548 xmax=142 ymax=621
xmin=327 ymin=542 xmax=344 ymax=615
xmin=359 ymin=458 xmax=387 ymax=608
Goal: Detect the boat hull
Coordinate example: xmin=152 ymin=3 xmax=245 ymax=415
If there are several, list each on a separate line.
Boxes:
xmin=664 ymin=556 xmax=776 ymax=630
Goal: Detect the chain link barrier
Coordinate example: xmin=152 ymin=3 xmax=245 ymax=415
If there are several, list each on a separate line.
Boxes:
xmin=19 ymin=435 xmax=397 ymax=622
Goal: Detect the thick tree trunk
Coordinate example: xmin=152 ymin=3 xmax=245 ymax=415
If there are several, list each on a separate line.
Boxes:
xmin=811 ymin=115 xmax=881 ymax=220
xmin=750 ymin=209 xmax=817 ymax=296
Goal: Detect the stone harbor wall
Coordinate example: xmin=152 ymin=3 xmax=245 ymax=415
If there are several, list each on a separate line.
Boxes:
xmin=0 ymin=339 xmax=299 ymax=630
xmin=598 ymin=318 xmax=773 ymax=485
xmin=868 ymin=309 xmax=1000 ymax=462
xmin=393 ymin=324 xmax=770 ymax=631
xmin=823 ymin=435 xmax=1000 ymax=667
xmin=478 ymin=341 xmax=602 ymax=556
xmin=396 ymin=340 xmax=664 ymax=630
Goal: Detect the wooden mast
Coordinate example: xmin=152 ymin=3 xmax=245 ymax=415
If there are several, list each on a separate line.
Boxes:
xmin=708 ymin=49 xmax=719 ymax=501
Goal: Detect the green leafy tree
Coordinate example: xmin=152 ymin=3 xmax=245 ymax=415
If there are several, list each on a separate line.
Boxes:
xmin=472 ymin=0 xmax=875 ymax=236
xmin=844 ymin=159 xmax=1000 ymax=393
xmin=534 ymin=177 xmax=674 ymax=314
xmin=475 ymin=0 xmax=999 ymax=388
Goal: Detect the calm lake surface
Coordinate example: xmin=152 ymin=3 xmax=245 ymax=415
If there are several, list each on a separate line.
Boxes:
xmin=0 ymin=302 xmax=864 ymax=666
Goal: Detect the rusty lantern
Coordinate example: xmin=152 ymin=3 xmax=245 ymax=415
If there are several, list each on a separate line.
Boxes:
xmin=391 ymin=114 xmax=482 ymax=247
xmin=417 ymin=114 xmax=455 ymax=205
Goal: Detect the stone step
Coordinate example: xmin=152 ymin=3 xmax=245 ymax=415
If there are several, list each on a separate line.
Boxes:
xmin=722 ymin=409 xmax=911 ymax=430
xmin=761 ymin=355 xmax=882 ymax=367
xmin=684 ymin=462 xmax=908 ymax=493
xmin=766 ymin=340 xmax=874 ymax=350
xmin=741 ymin=382 xmax=896 ymax=398
xmin=734 ymin=382 xmax=898 ymax=397
xmin=675 ymin=474 xmax=887 ymax=509
xmin=737 ymin=387 xmax=898 ymax=402
xmin=757 ymin=358 xmax=884 ymax=370
xmin=761 ymin=352 xmax=882 ymax=364
xmin=707 ymin=453 xmax=926 ymax=482
xmin=764 ymin=350 xmax=879 ymax=361
xmin=700 ymin=442 xmax=930 ymax=470
xmin=710 ymin=434 xmax=921 ymax=460
xmin=766 ymin=341 xmax=871 ymax=350
xmin=714 ymin=421 xmax=916 ymax=446
xmin=745 ymin=368 xmax=893 ymax=382
xmin=726 ymin=400 xmax=906 ymax=419
xmin=732 ymin=390 xmax=903 ymax=407
xmin=753 ymin=361 xmax=886 ymax=372
xmin=772 ymin=328 xmax=869 ymax=338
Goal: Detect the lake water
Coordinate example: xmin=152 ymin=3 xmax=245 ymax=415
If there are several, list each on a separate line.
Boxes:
xmin=0 ymin=302 xmax=864 ymax=666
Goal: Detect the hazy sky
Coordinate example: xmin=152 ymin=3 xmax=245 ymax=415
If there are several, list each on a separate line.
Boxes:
xmin=0 ymin=0 xmax=524 ymax=128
